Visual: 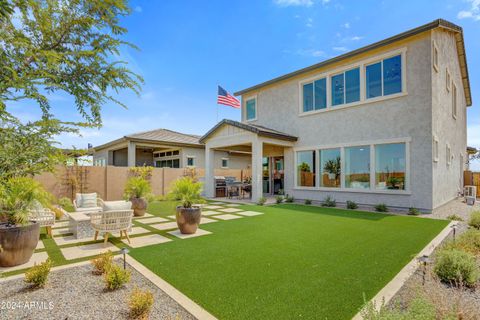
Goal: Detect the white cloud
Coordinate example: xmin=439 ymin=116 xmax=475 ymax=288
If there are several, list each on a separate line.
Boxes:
xmin=306 ymin=18 xmax=313 ymax=27
xmin=274 ymin=0 xmax=314 ymax=7
xmin=342 ymin=22 xmax=350 ymax=29
xmin=350 ymin=36 xmax=363 ymax=41
xmin=296 ymin=48 xmax=327 ymax=58
xmin=332 ymin=46 xmax=348 ymax=52
xmin=134 ymin=6 xmax=143 ymax=13
xmin=457 ymin=0 xmax=480 ymax=21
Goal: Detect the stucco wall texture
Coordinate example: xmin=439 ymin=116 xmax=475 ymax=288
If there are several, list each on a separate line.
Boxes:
xmin=239 ymin=29 xmax=468 ymax=211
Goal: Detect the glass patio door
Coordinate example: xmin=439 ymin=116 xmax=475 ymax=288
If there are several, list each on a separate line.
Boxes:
xmin=262 ymin=157 xmax=270 ymax=194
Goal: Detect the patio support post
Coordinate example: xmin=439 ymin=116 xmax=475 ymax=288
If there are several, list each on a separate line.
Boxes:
xmin=205 ymin=144 xmax=215 ymax=198
xmin=251 ymin=138 xmax=263 ymax=202
xmin=127 ymin=141 xmax=136 ymax=167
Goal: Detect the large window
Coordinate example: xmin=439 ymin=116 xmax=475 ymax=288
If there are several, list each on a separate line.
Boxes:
xmin=320 ymin=148 xmax=341 ymax=188
xmin=156 ymin=159 xmax=180 ymax=168
xmin=345 ymin=146 xmax=370 ymax=189
xmin=366 ymin=55 xmax=402 ymax=99
xmin=375 ymin=143 xmax=406 ymax=190
xmin=303 ymin=78 xmax=326 ymax=112
xmin=332 ymin=68 xmax=360 ymax=106
xmin=246 ymin=98 xmax=256 ymax=120
xmin=297 ymin=150 xmax=316 ymax=187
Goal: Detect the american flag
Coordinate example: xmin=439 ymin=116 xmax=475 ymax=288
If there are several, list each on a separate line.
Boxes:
xmin=217 ymin=86 xmax=240 ymax=109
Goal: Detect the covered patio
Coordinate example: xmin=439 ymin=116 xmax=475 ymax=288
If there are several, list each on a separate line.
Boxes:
xmin=200 ymin=120 xmax=297 ymax=202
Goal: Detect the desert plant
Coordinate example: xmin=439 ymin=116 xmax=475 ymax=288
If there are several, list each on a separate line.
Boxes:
xmin=129 ymin=287 xmax=154 ymax=320
xmin=128 ymin=166 xmax=153 ymax=181
xmin=275 ymin=195 xmax=284 ymax=204
xmin=321 ymin=196 xmax=336 ymax=207
xmin=375 ymin=203 xmax=388 ymax=212
xmin=346 ymin=200 xmax=358 ymax=210
xmin=257 ymin=197 xmax=266 ymax=206
xmin=433 ymin=248 xmax=479 ymax=287
xmin=91 ymin=250 xmax=114 ymax=275
xmin=408 ymin=207 xmax=420 ymax=216
xmin=24 ymin=258 xmax=52 ymax=288
xmin=446 ymin=214 xmax=463 ymax=221
xmin=285 ymin=195 xmax=295 ymax=203
xmin=167 ymin=177 xmax=203 ymax=208
xmin=124 ymin=177 xmax=152 ymax=200
xmin=304 ymin=199 xmax=312 ymax=205
xmin=361 ymin=294 xmax=436 ymax=320
xmin=0 ymin=177 xmax=52 ymax=225
xmin=445 ymin=229 xmax=480 ymax=257
xmin=104 ymin=264 xmax=131 ymax=290
xmin=468 ymin=211 xmax=480 ymax=229
xmin=58 ymin=197 xmax=75 ymax=213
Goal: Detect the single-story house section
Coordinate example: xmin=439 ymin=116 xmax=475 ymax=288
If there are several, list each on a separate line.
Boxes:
xmin=201 ymin=19 xmax=472 ymax=212
xmin=91 ymin=128 xmax=250 ymax=170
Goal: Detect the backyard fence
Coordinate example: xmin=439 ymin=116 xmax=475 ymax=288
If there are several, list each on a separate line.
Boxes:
xmin=34 ymin=165 xmax=246 ymax=201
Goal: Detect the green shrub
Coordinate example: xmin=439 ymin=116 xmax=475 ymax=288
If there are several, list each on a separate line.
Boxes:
xmin=445 ymin=229 xmax=480 ymax=257
xmin=408 ymin=207 xmax=420 ymax=216
xmin=58 ymin=197 xmax=75 ymax=212
xmin=321 ymin=196 xmax=336 ymax=207
xmin=285 ymin=195 xmax=295 ymax=203
xmin=346 ymin=200 xmax=358 ymax=210
xmin=375 ymin=203 xmax=388 ymax=212
xmin=129 ymin=287 xmax=154 ymax=320
xmin=124 ymin=177 xmax=152 ymax=201
xmin=275 ymin=195 xmax=284 ymax=204
xmin=468 ymin=211 xmax=480 ymax=229
xmin=433 ymin=248 xmax=479 ymax=287
xmin=361 ymin=295 xmax=436 ymax=320
xmin=91 ymin=250 xmax=114 ymax=275
xmin=257 ymin=197 xmax=266 ymax=206
xmin=25 ymin=258 xmax=52 ymax=288
xmin=167 ymin=177 xmax=203 ymax=208
xmin=104 ymin=264 xmax=131 ymax=290
xmin=304 ymin=199 xmax=312 ymax=205
xmin=446 ymin=214 xmax=463 ymax=221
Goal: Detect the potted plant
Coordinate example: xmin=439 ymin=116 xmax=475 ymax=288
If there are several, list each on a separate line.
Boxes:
xmin=323 ymin=157 xmax=341 ymax=180
xmin=0 ymin=177 xmax=51 ymax=267
xmin=124 ymin=176 xmax=152 ymax=216
xmin=168 ymin=177 xmax=204 ymax=234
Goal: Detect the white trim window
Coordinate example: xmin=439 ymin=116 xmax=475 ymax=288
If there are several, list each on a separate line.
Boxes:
xmin=446 ymin=68 xmax=451 ymax=92
xmin=446 ymin=144 xmax=451 ymax=166
xmin=365 ymin=54 xmax=402 ymax=99
xmin=433 ymin=136 xmax=439 ymax=162
xmin=221 ymin=158 xmax=229 ymax=169
xmin=452 ymin=83 xmax=457 ymax=119
xmin=432 ymin=41 xmax=439 ymax=72
xmin=302 ymin=78 xmax=327 ymax=112
xmin=186 ymin=156 xmax=195 ymax=167
xmin=331 ymin=67 xmax=360 ymax=106
xmin=245 ymin=97 xmax=257 ymax=121
xmin=294 ymin=139 xmax=409 ymax=193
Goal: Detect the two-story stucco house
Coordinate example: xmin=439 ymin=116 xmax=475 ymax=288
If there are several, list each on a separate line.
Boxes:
xmin=201 ymin=19 xmax=472 ymax=212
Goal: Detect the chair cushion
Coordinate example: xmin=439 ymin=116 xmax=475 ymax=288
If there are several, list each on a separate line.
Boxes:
xmin=102 ymin=201 xmax=132 ymax=211
xmin=76 ymin=193 xmax=97 ymax=208
xmin=75 ymin=206 xmax=102 ymax=213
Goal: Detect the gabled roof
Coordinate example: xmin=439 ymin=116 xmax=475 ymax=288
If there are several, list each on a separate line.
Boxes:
xmin=199 ymin=119 xmax=298 ymax=143
xmin=234 ymin=19 xmax=472 ymax=107
xmin=93 ymin=128 xmax=202 ymax=151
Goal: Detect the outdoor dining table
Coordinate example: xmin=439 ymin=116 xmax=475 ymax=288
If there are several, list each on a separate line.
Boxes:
xmin=226 ymin=182 xmax=251 ymax=199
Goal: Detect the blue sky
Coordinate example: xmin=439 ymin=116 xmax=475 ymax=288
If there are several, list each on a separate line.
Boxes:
xmin=7 ymin=0 xmax=480 ymax=165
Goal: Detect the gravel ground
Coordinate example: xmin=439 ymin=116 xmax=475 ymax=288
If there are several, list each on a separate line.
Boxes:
xmin=0 ymin=262 xmax=196 ymax=320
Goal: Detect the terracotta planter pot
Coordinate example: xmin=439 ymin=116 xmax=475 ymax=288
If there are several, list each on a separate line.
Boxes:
xmin=176 ymin=206 xmax=201 ymax=234
xmin=130 ymin=197 xmax=147 ymax=216
xmin=0 ymin=222 xmax=40 ymax=267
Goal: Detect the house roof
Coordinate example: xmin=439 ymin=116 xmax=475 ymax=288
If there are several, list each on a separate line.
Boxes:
xmin=199 ymin=119 xmax=298 ymax=143
xmin=93 ymin=128 xmax=202 ymax=151
xmin=234 ymin=19 xmax=472 ymax=107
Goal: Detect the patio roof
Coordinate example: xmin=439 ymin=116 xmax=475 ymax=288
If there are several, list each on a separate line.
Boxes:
xmin=199 ymin=119 xmax=298 ymax=144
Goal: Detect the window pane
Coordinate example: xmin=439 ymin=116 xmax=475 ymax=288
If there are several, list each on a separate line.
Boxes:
xmin=222 ymin=159 xmax=228 ymax=167
xmin=320 ymin=148 xmax=341 ymax=188
xmin=303 ymin=83 xmax=314 ymax=112
xmin=366 ymin=62 xmax=382 ymax=99
xmin=345 ymin=68 xmax=360 ymax=103
xmin=297 ymin=151 xmax=316 ymax=187
xmin=246 ymin=99 xmax=256 ymax=120
xmin=187 ymin=157 xmax=194 ymax=166
xmin=375 ymin=143 xmax=406 ymax=190
xmin=345 ymin=146 xmax=370 ymax=189
xmin=172 ymin=159 xmax=180 ymax=168
xmin=314 ymin=78 xmax=327 ymax=110
xmin=383 ymin=55 xmax=402 ymax=95
xmin=172 ymin=150 xmax=180 ymax=155
xmin=331 ymin=73 xmax=345 ymax=106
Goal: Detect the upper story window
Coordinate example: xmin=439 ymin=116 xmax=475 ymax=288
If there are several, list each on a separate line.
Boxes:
xmin=246 ymin=98 xmax=256 ymax=121
xmin=303 ymin=78 xmax=326 ymax=112
xmin=433 ymin=135 xmax=439 ymax=162
xmin=446 ymin=68 xmax=451 ymax=92
xmin=452 ymin=83 xmax=457 ymax=119
xmin=366 ymin=55 xmax=402 ymax=99
xmin=332 ymin=68 xmax=360 ymax=106
xmin=186 ymin=156 xmax=195 ymax=167
xmin=432 ymin=41 xmax=439 ymax=72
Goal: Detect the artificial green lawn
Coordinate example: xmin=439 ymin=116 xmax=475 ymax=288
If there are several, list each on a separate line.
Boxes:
xmin=130 ymin=203 xmax=448 ymax=320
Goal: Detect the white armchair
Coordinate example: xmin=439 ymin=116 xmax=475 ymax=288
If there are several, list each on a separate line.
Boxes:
xmin=90 ymin=208 xmax=133 ymax=246
xmin=73 ymin=193 xmax=103 ymax=213
xmin=29 ymin=203 xmax=55 ymax=237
